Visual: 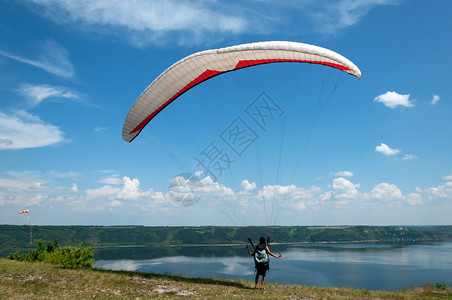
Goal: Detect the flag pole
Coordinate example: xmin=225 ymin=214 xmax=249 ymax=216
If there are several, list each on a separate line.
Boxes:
xmin=27 ymin=213 xmax=32 ymax=245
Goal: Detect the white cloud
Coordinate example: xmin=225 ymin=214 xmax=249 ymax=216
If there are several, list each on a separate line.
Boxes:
xmin=0 ymin=187 xmax=47 ymax=206
xmin=72 ymin=176 xmax=166 ymax=211
xmin=333 ymin=171 xmax=354 ymax=177
xmin=375 ymin=143 xmax=400 ymax=156
xmin=329 ymin=177 xmax=360 ymax=200
xmin=301 ymin=0 xmax=397 ymax=34
xmin=256 ymin=184 xmax=320 ymax=212
xmin=431 ymin=95 xmax=440 ymax=105
xmin=71 ymin=183 xmax=79 ymax=193
xmin=167 ymin=173 xmax=204 ymax=207
xmin=405 ymin=192 xmax=422 ymax=205
xmin=0 ymin=178 xmax=31 ymax=190
xmin=47 ymin=170 xmax=79 ymax=178
xmin=443 ymin=174 xmax=452 ymax=181
xmin=94 ymin=126 xmax=107 ymax=133
xmin=17 ymin=83 xmax=83 ymax=108
xmin=117 ymin=177 xmax=144 ymax=200
xmin=370 ymin=183 xmax=403 ymax=201
xmin=110 ymin=200 xmax=123 ymax=208
xmin=427 ymin=182 xmax=452 ymax=199
xmin=402 ymin=154 xmax=417 ymax=160
xmin=26 ymin=0 xmax=248 ymax=47
xmin=0 ymin=173 xmax=51 ymax=206
xmin=98 ymin=176 xmax=122 ymax=185
xmin=258 ymin=184 xmax=297 ymax=198
xmin=0 ymin=39 xmax=74 ymax=78
xmin=0 ymin=139 xmax=13 ymax=146
xmin=0 ymin=172 xmax=161 ymax=211
xmin=24 ymin=0 xmax=395 ymax=47
xmin=84 ymin=185 xmax=118 ymax=199
xmin=241 ymin=180 xmax=256 ymax=191
xmin=200 ymin=177 xmax=235 ymax=198
xmin=5 ymin=169 xmax=452 ymax=224
xmin=374 ymin=91 xmax=414 ymax=108
xmin=0 ymin=110 xmax=68 ymax=150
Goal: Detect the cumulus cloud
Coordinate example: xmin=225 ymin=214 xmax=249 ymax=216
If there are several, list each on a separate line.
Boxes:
xmin=374 ymin=91 xmax=414 ymax=108
xmin=405 ymin=192 xmax=422 ymax=205
xmin=427 ymin=182 xmax=452 ymax=199
xmin=71 ymin=183 xmax=79 ymax=193
xmin=256 ymin=184 xmax=320 ymax=213
xmin=0 ymin=39 xmax=74 ymax=78
xmin=370 ymin=183 xmax=403 ymax=201
xmin=84 ymin=185 xmax=118 ymax=201
xmin=117 ymin=177 xmax=145 ymax=200
xmin=443 ymin=174 xmax=452 ymax=181
xmin=375 ymin=143 xmax=400 ymax=156
xmin=6 ymin=168 xmax=452 ymax=225
xmin=258 ymin=184 xmax=296 ymax=198
xmin=402 ymin=154 xmax=417 ymax=160
xmin=0 ymin=173 xmax=51 ymax=206
xmin=72 ymin=176 xmax=166 ymax=211
xmin=431 ymin=95 xmax=440 ymax=105
xmin=329 ymin=177 xmax=360 ymax=201
xmin=166 ymin=173 xmax=204 ymax=207
xmin=0 ymin=110 xmax=68 ymax=150
xmin=0 ymin=171 xmax=78 ymax=211
xmin=200 ymin=177 xmax=234 ymax=198
xmin=241 ymin=180 xmax=256 ymax=191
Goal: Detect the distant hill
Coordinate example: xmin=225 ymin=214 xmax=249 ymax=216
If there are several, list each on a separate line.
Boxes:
xmin=411 ymin=225 xmax=452 ymax=235
xmin=1 ymin=225 xmax=450 ymax=252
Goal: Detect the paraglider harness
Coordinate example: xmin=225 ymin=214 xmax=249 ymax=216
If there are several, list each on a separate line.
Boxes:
xmin=248 ymin=237 xmax=271 ymax=273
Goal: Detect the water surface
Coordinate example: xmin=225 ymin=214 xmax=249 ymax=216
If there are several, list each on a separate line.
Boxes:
xmin=94 ymin=241 xmax=452 ymax=291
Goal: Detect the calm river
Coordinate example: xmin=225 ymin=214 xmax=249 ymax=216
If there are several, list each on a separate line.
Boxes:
xmin=94 ymin=241 xmax=452 ymax=291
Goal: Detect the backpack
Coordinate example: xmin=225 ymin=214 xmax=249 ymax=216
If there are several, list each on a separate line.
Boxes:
xmin=254 ymin=247 xmax=269 ymax=265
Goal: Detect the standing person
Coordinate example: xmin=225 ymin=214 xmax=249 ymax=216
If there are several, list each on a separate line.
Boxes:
xmin=246 ymin=236 xmax=282 ymax=290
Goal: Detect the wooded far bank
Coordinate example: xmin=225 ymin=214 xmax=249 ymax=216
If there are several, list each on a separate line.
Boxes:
xmin=1 ymin=225 xmax=451 ymax=251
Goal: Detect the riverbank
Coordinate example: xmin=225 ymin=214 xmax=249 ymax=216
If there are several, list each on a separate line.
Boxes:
xmin=1 ymin=259 xmax=451 ymax=299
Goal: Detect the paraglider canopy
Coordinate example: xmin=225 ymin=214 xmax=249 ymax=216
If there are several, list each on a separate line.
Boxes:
xmin=122 ymin=41 xmax=361 ymax=142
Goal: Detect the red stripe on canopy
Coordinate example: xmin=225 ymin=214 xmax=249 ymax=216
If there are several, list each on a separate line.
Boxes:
xmin=234 ymin=59 xmax=351 ymax=71
xmin=130 ymin=58 xmax=351 ymax=135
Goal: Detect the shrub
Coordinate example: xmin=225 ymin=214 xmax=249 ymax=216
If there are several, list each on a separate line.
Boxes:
xmin=6 ymin=239 xmax=94 ymax=268
xmin=40 ymin=244 xmax=94 ymax=268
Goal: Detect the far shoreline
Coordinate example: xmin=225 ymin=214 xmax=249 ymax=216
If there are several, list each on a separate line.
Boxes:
xmin=90 ymin=238 xmax=452 ymax=250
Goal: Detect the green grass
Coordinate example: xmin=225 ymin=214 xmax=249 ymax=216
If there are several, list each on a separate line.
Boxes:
xmin=1 ymin=259 xmax=451 ymax=299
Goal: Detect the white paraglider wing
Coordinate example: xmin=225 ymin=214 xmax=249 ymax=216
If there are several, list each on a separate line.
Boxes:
xmin=122 ymin=41 xmax=361 ymax=142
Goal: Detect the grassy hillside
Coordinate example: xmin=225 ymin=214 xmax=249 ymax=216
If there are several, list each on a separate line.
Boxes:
xmin=1 ymin=225 xmax=450 ymax=251
xmin=1 ymin=259 xmax=451 ymax=299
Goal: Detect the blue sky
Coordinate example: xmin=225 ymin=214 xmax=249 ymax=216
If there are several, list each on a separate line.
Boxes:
xmin=1 ymin=0 xmax=451 ymax=226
